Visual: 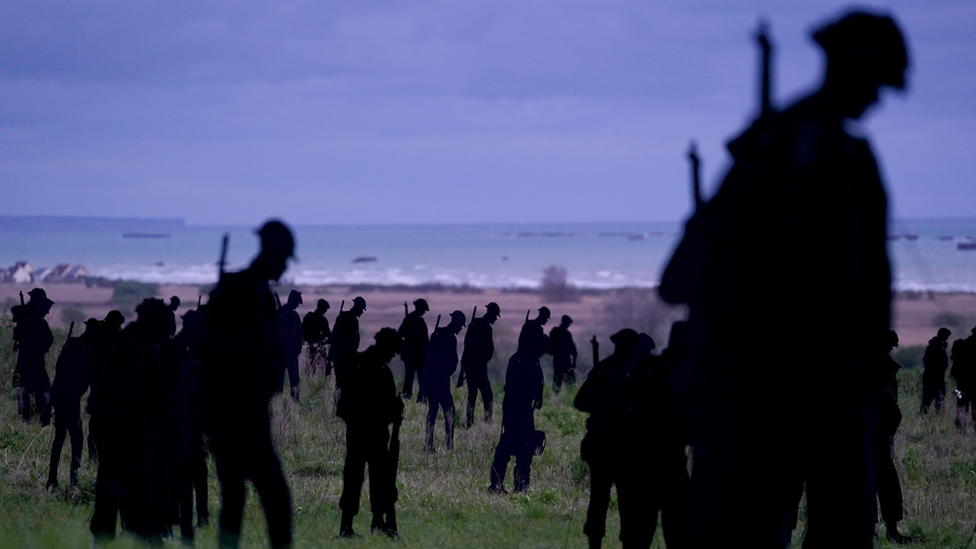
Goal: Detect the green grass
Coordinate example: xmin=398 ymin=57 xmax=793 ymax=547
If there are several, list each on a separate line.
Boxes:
xmin=1 ymin=309 xmax=975 ymax=548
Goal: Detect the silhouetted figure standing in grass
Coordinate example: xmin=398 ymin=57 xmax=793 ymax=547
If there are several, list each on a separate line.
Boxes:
xmin=549 ymin=315 xmax=578 ymax=392
xmin=332 ymin=296 xmax=367 ymax=388
xmin=336 ymin=328 xmax=404 ymax=539
xmin=921 ymin=328 xmax=951 ymax=413
xmin=87 ymin=309 xmax=124 ymax=464
xmin=659 ymin=11 xmax=910 ymax=547
xmin=951 ymin=326 xmax=976 ymax=431
xmin=461 ymin=302 xmax=499 ymax=428
xmin=201 ymin=220 xmax=294 ymax=549
xmin=423 ymin=311 xmax=464 ymax=453
xmin=489 ymin=332 xmax=547 ymax=494
xmin=13 ymin=287 xmax=54 ymax=425
xmin=276 ymin=289 xmax=303 ymax=402
xmin=302 ymin=299 xmax=331 ymax=378
xmin=874 ymin=330 xmax=913 ymax=543
xmin=47 ymin=318 xmax=97 ymax=490
xmin=398 ymin=299 xmax=430 ymax=401
xmin=173 ymin=305 xmax=210 ymax=536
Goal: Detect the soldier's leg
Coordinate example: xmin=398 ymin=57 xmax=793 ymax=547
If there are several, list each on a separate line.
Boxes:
xmin=90 ymin=457 xmax=119 ymax=543
xmin=68 ymin=414 xmax=84 ymax=487
xmin=513 ymin=442 xmax=533 ymax=493
xmin=87 ymin=416 xmax=100 ymax=463
xmin=247 ymin=438 xmax=293 ymax=549
xmin=38 ymin=386 xmax=52 ymax=426
xmin=191 ymin=440 xmax=210 ymax=526
xmin=339 ymin=430 xmax=367 ymax=537
xmin=584 ymin=464 xmax=614 ymax=549
xmin=444 ymin=394 xmax=456 ymax=450
xmin=875 ymin=437 xmax=904 ymax=532
xmin=48 ymin=420 xmax=67 ymax=487
xmin=617 ymin=470 xmax=657 ymax=549
xmin=288 ymin=358 xmax=300 ymax=403
xmin=425 ymin=399 xmax=438 ymax=452
xmin=18 ymin=386 xmax=32 ymax=422
xmin=482 ymin=373 xmax=493 ymax=423
xmin=489 ymin=436 xmax=511 ymax=492
xmin=402 ymin=361 xmax=416 ymax=399
xmin=212 ymin=447 xmax=247 ymax=549
xmin=365 ymin=432 xmax=391 ymax=530
xmin=553 ymin=356 xmax=565 ymax=392
xmin=466 ymin=378 xmax=478 ymax=429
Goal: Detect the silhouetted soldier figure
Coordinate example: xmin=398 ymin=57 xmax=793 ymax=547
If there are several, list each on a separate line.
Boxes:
xmin=201 ymin=220 xmax=294 ymax=549
xmin=519 ymin=306 xmax=550 ymax=345
xmin=460 ymin=302 xmax=499 ymax=428
xmin=87 ymin=309 xmax=124 ymax=464
xmin=872 ymin=330 xmax=912 ymax=543
xmin=951 ymin=326 xmax=976 ymax=431
xmin=489 ymin=331 xmax=547 ymax=494
xmin=398 ymin=299 xmax=430 ymax=400
xmin=172 ymin=305 xmax=210 ymax=536
xmin=422 ymin=310 xmax=465 ymax=453
xmin=276 ymin=289 xmax=303 ymax=402
xmin=301 ymin=299 xmax=331 ymax=377
xmin=921 ymin=327 xmax=951 ymax=413
xmin=332 ymin=296 xmax=367 ymax=387
xmin=336 ymin=328 xmax=405 ymax=539
xmin=659 ymin=11 xmax=910 ymax=547
xmin=14 ymin=287 xmax=55 ymax=425
xmin=47 ymin=318 xmax=97 ymax=490
xmin=549 ymin=315 xmax=578 ymax=391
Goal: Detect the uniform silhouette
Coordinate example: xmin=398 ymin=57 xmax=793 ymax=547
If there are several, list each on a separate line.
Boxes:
xmin=422 ymin=310 xmax=465 ymax=453
xmin=951 ymin=327 xmax=976 ymax=430
xmin=921 ymin=327 xmax=951 ymax=413
xmin=519 ymin=306 xmax=550 ymax=346
xmin=173 ymin=305 xmax=210 ymax=534
xmin=87 ymin=309 xmax=124 ymax=464
xmin=200 ymin=220 xmax=295 ymax=549
xmin=398 ymin=299 xmax=430 ymax=400
xmin=658 ymin=11 xmax=909 ymax=547
xmin=301 ymin=299 xmax=331 ymax=377
xmin=873 ymin=330 xmax=912 ymax=543
xmin=332 ymin=296 xmax=366 ymax=388
xmin=460 ymin=302 xmax=499 ymax=428
xmin=336 ymin=328 xmax=404 ymax=539
xmin=489 ymin=331 xmax=547 ymax=494
xmin=576 ymin=329 xmax=688 ymax=549
xmin=47 ymin=318 xmax=96 ymax=490
xmin=276 ymin=289 xmax=303 ymax=402
xmin=549 ymin=315 xmax=578 ymax=391
xmin=13 ymin=287 xmax=54 ymax=424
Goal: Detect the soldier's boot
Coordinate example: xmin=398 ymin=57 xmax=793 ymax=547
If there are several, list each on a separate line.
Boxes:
xmin=45 ymin=477 xmax=59 ymax=490
xmin=885 ymin=523 xmax=917 ymax=544
xmin=384 ymin=510 xmax=398 ymax=539
xmin=69 ymin=467 xmax=80 ymax=490
xmin=339 ymin=512 xmax=359 ymax=538
xmin=588 ymin=536 xmax=602 ymax=549
xmin=370 ymin=514 xmax=383 ymax=534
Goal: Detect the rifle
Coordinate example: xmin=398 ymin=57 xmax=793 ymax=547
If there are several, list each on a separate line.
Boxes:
xmin=591 ymin=335 xmax=599 ymax=368
xmin=525 ymin=309 xmax=530 ymax=322
xmin=756 ymin=19 xmax=773 ymax=117
xmin=404 ymin=302 xmax=408 ymax=318
xmin=218 ymin=233 xmax=229 ymax=280
xmin=457 ymin=306 xmax=478 ymax=389
xmin=68 ymin=321 xmax=74 ymax=338
xmin=197 ymin=295 xmax=202 ymax=308
xmin=19 ymin=291 xmax=24 ymax=307
xmin=383 ymin=393 xmax=405 ymax=537
xmin=688 ymin=141 xmax=703 ymax=209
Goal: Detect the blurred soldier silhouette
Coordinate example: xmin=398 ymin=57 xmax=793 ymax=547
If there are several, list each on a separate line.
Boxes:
xmin=398 ymin=299 xmax=430 ymax=401
xmin=169 ymin=296 xmax=182 ymax=312
xmin=422 ymin=310 xmax=464 ymax=453
xmin=460 ymin=302 xmax=499 ymax=428
xmin=13 ymin=287 xmax=55 ymax=425
xmin=332 ymin=296 xmax=367 ymax=387
xmin=659 ymin=11 xmax=910 ymax=547
xmin=575 ymin=329 xmax=688 ymax=549
xmin=951 ymin=326 xmax=976 ymax=431
xmin=549 ymin=315 xmax=578 ymax=392
xmin=873 ymin=330 xmax=913 ymax=543
xmin=87 ymin=309 xmax=125 ymax=464
xmin=301 ymin=299 xmax=331 ymax=377
xmin=200 ymin=220 xmax=295 ymax=549
xmin=47 ymin=318 xmax=97 ymax=490
xmin=276 ymin=289 xmax=303 ymax=402
xmin=173 ymin=304 xmax=211 ymax=533
xmin=336 ymin=328 xmax=404 ymax=539
xmin=921 ymin=327 xmax=951 ymax=413
xmin=519 ymin=306 xmax=550 ymax=345
xmin=489 ymin=331 xmax=547 ymax=494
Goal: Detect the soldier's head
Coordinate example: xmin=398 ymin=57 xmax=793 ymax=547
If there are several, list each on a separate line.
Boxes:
xmin=27 ymin=287 xmax=54 ymax=318
xmin=448 ymin=310 xmax=466 ymax=334
xmin=351 ymin=296 xmax=367 ymax=316
xmin=610 ymin=329 xmax=644 ymax=360
xmin=169 ymin=296 xmax=181 ymax=312
xmin=254 ymin=219 xmax=296 ymax=282
xmin=83 ymin=318 xmax=102 ymax=339
xmin=938 ymin=327 xmax=952 ymax=342
xmin=536 ymin=306 xmax=551 ymax=325
xmin=373 ymin=327 xmax=404 ymax=363
xmin=813 ymin=10 xmax=909 ymax=119
xmin=103 ymin=310 xmax=125 ymax=331
xmin=413 ymin=298 xmax=429 ymax=315
xmin=135 ymin=298 xmax=176 ymax=343
xmin=484 ymin=302 xmax=501 ymax=323
xmin=315 ymin=299 xmax=330 ymax=314
xmin=560 ymin=314 xmax=572 ymax=328
xmin=885 ymin=329 xmax=899 ymax=353
xmin=639 ymin=333 xmax=656 ymax=355
xmin=287 ymin=289 xmax=303 ymax=308
xmin=519 ymin=332 xmax=550 ymax=360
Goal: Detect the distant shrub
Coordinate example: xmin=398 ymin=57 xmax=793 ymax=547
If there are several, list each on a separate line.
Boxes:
xmin=110 ymin=281 xmax=159 ymax=304
xmin=893 ymin=345 xmax=925 ymax=369
xmin=540 ymin=265 xmax=580 ymax=303
xmin=933 ymin=312 xmax=967 ymax=330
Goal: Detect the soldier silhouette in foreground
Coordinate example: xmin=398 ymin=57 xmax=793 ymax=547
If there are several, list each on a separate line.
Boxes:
xmin=921 ymin=327 xmax=951 ymax=413
xmin=201 ymin=220 xmax=294 ymax=549
xmin=489 ymin=331 xmax=547 ymax=494
xmin=301 ymin=299 xmax=331 ymax=377
xmin=336 ymin=328 xmax=405 ymax=539
xmin=332 ymin=296 xmax=367 ymax=388
xmin=873 ymin=330 xmax=913 ymax=543
xmin=459 ymin=302 xmax=499 ymax=428
xmin=951 ymin=326 xmax=976 ymax=431
xmin=173 ymin=304 xmax=211 ymax=533
xmin=519 ymin=306 xmax=550 ymax=345
xmin=47 ymin=318 xmax=97 ymax=490
xmin=276 ymin=289 xmax=303 ymax=402
xmin=549 ymin=315 xmax=578 ymax=392
xmin=13 ymin=287 xmax=55 ymax=424
xmin=576 ymin=329 xmax=688 ymax=549
xmin=398 ymin=299 xmax=430 ymax=401
xmin=87 ymin=309 xmax=124 ymax=464
xmin=422 ymin=311 xmax=464 ymax=452
xmin=659 ymin=11 xmax=909 ymax=547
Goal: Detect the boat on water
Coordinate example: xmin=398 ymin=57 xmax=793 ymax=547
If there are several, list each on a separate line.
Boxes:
xmin=123 ymin=233 xmax=170 ymax=238
xmin=958 ymin=241 xmax=976 ymax=251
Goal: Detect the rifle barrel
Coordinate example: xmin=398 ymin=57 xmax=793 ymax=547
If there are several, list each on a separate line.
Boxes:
xmin=757 ymin=19 xmax=773 ymax=116
xmin=688 ymin=140 xmax=702 ymax=208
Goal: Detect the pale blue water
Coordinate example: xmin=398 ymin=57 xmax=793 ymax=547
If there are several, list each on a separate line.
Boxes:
xmin=1 ymin=216 xmax=975 ymax=291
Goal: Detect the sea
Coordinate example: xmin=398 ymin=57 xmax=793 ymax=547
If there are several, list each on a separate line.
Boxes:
xmin=2 ymin=216 xmax=976 ymax=292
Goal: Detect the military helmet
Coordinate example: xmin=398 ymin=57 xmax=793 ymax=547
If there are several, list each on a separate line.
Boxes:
xmin=317 ymin=298 xmax=330 ymax=311
xmin=485 ymin=302 xmax=501 ymax=317
xmin=639 ymin=333 xmax=656 ymax=354
xmin=169 ymin=296 xmax=181 ymax=311
xmin=561 ymin=314 xmax=573 ymax=325
xmin=450 ymin=310 xmax=467 ymax=327
xmin=374 ymin=327 xmax=404 ymax=356
xmin=938 ymin=327 xmax=952 ymax=339
xmin=886 ymin=329 xmax=899 ymax=348
xmin=812 ymin=10 xmax=909 ymax=90
xmin=104 ymin=310 xmax=125 ymax=328
xmin=352 ymin=296 xmax=367 ymax=310
xmin=256 ymin=219 xmax=296 ymax=259
xmin=288 ymin=289 xmax=303 ymax=305
xmin=27 ymin=287 xmax=48 ymax=300
xmin=413 ymin=298 xmax=429 ymax=312
xmin=610 ymin=328 xmax=642 ymax=350
xmin=538 ymin=306 xmax=551 ymax=320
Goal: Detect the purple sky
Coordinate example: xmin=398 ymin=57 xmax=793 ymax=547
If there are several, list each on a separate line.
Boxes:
xmin=1 ymin=1 xmax=973 ymax=225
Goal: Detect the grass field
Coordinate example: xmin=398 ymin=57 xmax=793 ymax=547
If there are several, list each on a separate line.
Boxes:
xmin=2 ymin=312 xmax=976 ymax=548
